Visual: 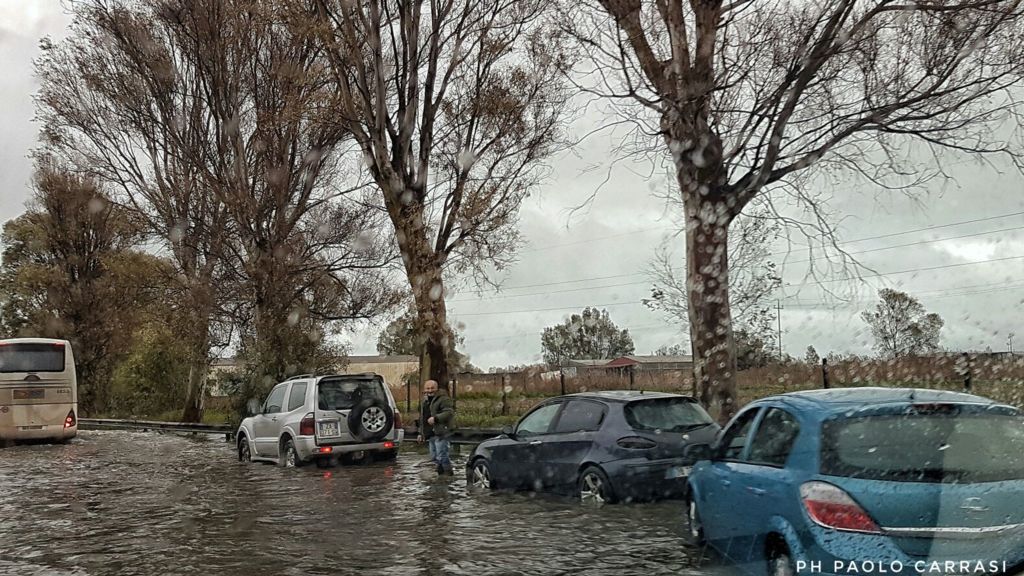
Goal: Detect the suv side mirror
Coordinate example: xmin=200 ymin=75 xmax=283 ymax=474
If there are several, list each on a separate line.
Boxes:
xmin=501 ymin=425 xmax=515 ymax=438
xmin=683 ymin=443 xmax=714 ymax=463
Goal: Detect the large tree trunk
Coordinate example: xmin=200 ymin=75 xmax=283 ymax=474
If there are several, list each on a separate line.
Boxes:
xmin=684 ymin=195 xmax=739 ymax=423
xmin=393 ymin=200 xmax=453 ymax=391
xmin=414 ymin=293 xmax=452 ymax=389
xmin=180 ymin=305 xmax=212 ymax=423
xmin=665 ymin=108 xmax=739 ymax=423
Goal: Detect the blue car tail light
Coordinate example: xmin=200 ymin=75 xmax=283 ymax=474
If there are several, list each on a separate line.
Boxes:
xmin=800 ymin=481 xmax=881 ymax=534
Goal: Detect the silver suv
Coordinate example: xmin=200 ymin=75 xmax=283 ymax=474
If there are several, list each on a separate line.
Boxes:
xmin=236 ymin=373 xmax=404 ymax=467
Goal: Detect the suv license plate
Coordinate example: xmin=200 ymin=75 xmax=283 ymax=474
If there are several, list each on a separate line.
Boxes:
xmin=665 ymin=466 xmax=691 ymax=480
xmin=318 ymin=421 xmax=340 ymax=437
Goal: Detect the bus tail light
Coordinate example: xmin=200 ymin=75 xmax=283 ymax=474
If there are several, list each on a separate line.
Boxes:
xmin=64 ymin=410 xmax=76 ymax=429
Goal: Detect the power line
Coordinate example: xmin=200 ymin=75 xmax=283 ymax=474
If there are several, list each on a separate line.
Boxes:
xmin=462 ymin=282 xmax=1024 ymax=345
xmin=457 ymin=212 xmax=1024 ymax=298
xmin=774 ymin=225 xmax=1024 ymax=262
xmin=470 ymin=322 xmax=673 ymax=343
xmin=782 ymin=282 xmax=1024 ymax=309
xmin=451 ymin=224 xmax=1024 ymax=303
xmin=450 ymin=254 xmax=1024 ymax=317
xmin=521 ymin=209 xmax=1024 ymax=258
xmin=519 ymin=226 xmax=671 ymax=254
xmin=794 ymin=210 xmax=1024 ymax=247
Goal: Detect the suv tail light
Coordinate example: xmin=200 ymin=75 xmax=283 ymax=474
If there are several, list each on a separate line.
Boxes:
xmin=64 ymin=410 xmax=76 ymax=429
xmin=299 ymin=413 xmax=315 ymax=436
xmin=800 ymin=481 xmax=880 ymax=534
xmin=394 ymin=410 xmax=402 ymax=430
xmin=617 ymin=436 xmax=657 ymax=450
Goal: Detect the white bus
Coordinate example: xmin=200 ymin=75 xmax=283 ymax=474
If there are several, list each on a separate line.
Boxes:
xmin=0 ymin=338 xmax=78 ymax=443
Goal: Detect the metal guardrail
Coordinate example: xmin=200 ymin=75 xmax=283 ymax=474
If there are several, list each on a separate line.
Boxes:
xmin=405 ymin=427 xmax=503 ymax=445
xmin=78 ymin=419 xmax=502 ymax=445
xmin=79 ymin=418 xmax=235 ymax=440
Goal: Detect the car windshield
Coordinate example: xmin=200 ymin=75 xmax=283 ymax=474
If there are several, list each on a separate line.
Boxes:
xmin=0 ymin=343 xmax=65 ymax=373
xmin=821 ymin=411 xmax=1024 ymax=483
xmin=624 ymin=398 xmax=714 ymax=432
xmin=316 ymin=378 xmax=387 ymax=411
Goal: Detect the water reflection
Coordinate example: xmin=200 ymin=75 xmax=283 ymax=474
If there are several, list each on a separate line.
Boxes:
xmin=0 ymin=432 xmax=706 ymax=575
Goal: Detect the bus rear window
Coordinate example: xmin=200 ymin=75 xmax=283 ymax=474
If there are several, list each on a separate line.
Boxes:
xmin=0 ymin=343 xmax=66 ymax=373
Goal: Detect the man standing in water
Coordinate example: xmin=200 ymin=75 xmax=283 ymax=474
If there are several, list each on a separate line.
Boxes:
xmin=421 ymin=379 xmax=455 ymax=476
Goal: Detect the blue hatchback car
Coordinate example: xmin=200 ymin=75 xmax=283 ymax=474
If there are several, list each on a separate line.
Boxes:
xmin=684 ymin=388 xmax=1024 ymax=576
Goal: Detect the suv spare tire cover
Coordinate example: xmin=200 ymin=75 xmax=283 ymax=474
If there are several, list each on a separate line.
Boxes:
xmin=348 ymin=399 xmax=394 ymax=442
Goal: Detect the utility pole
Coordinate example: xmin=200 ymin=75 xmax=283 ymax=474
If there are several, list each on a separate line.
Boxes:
xmin=1009 ymin=333 xmax=1015 ymax=354
xmin=776 ymin=300 xmax=784 ymax=359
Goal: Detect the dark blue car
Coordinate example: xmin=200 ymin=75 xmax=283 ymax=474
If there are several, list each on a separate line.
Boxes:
xmin=466 ymin=391 xmax=720 ymax=503
xmin=685 ymin=388 xmax=1024 ymax=576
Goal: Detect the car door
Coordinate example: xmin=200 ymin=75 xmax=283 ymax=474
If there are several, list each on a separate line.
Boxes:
xmin=252 ymin=383 xmax=289 ymax=457
xmin=490 ymin=401 xmax=563 ymax=489
xmin=697 ymin=406 xmax=762 ymax=552
xmin=726 ymin=406 xmax=802 ymax=569
xmin=543 ymin=399 xmax=607 ymax=490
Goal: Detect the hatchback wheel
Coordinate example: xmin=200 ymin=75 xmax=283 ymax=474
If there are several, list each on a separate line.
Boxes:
xmin=578 ymin=466 xmax=615 ymax=505
xmin=685 ymin=495 xmax=706 ymax=546
xmin=280 ymin=439 xmax=300 ymax=468
xmin=467 ymin=459 xmax=495 ymax=492
xmin=768 ymin=548 xmax=796 ymax=576
xmin=238 ymin=438 xmax=252 ymax=463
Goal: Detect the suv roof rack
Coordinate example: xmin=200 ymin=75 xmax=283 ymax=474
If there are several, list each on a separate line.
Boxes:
xmin=285 ymin=373 xmax=315 ymax=381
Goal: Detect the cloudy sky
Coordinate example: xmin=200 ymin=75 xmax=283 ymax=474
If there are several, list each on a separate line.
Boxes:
xmin=2 ymin=2 xmax=1023 ymax=371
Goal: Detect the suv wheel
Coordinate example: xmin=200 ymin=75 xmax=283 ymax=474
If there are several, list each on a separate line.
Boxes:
xmin=348 ymin=399 xmax=394 ymax=442
xmin=280 ymin=438 xmax=301 ymax=468
xmin=238 ymin=437 xmax=252 ymax=463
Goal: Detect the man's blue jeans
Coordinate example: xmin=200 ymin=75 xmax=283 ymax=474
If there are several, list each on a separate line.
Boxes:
xmin=428 ymin=436 xmax=452 ymax=473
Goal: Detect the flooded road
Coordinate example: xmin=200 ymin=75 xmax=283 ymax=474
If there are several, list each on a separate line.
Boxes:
xmin=0 ymin=432 xmax=713 ymax=576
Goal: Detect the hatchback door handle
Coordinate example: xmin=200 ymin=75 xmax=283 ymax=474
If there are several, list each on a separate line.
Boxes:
xmin=748 ymin=487 xmax=767 ymax=496
xmin=530 ymin=440 xmax=542 ymax=445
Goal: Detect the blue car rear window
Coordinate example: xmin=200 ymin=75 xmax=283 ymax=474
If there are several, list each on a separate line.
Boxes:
xmin=821 ymin=412 xmax=1024 ymax=483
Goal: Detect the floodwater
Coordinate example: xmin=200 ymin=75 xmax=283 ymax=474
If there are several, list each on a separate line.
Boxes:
xmin=0 ymin=432 xmax=718 ymax=576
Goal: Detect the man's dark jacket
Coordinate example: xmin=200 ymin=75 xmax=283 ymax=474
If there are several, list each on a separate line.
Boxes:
xmin=423 ymin=390 xmax=455 ymax=439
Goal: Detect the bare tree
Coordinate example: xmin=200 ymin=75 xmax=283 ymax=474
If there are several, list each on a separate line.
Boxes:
xmin=310 ymin=0 xmax=573 ymax=387
xmin=570 ymin=0 xmax=1024 ymax=419
xmin=862 ymin=288 xmax=944 ymax=358
xmin=37 ymin=0 xmax=402 ymax=419
xmin=157 ymin=1 xmax=401 ymax=396
xmin=0 ymin=164 xmax=156 ymax=414
xmin=36 ymin=4 xmax=233 ymax=422
xmin=644 ymin=208 xmax=781 ymax=352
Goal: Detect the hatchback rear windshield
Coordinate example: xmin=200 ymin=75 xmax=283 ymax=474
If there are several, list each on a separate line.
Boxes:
xmin=821 ymin=411 xmax=1024 ymax=483
xmin=0 ymin=343 xmax=66 ymax=373
xmin=316 ymin=377 xmax=386 ymax=411
xmin=624 ymin=398 xmax=714 ymax=432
